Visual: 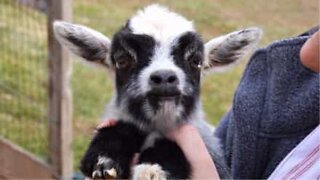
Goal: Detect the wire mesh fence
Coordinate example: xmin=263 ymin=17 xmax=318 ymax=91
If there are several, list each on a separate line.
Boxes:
xmin=0 ymin=0 xmax=49 ymax=160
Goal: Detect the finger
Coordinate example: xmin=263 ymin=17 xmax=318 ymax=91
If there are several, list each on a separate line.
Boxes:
xmin=97 ymin=119 xmax=117 ymax=129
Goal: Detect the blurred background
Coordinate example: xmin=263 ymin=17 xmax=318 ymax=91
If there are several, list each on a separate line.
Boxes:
xmin=0 ymin=0 xmax=317 ymax=177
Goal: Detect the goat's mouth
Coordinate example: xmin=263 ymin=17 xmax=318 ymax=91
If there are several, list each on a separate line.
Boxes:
xmin=147 ymin=89 xmax=181 ymax=101
xmin=149 ymin=94 xmax=180 ymax=101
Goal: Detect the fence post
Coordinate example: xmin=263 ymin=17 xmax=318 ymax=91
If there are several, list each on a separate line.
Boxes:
xmin=47 ymin=0 xmax=73 ymax=178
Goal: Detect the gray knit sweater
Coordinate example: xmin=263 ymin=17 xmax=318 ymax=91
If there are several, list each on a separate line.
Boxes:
xmin=215 ymin=31 xmax=319 ymax=179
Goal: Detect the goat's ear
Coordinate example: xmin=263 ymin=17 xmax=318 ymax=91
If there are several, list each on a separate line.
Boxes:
xmin=203 ymin=27 xmax=262 ymax=72
xmin=53 ymin=21 xmax=112 ymax=68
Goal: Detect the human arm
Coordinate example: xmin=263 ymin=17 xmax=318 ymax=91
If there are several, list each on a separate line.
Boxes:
xmin=167 ymin=124 xmax=220 ymax=179
xmin=300 ymin=31 xmax=319 ymax=72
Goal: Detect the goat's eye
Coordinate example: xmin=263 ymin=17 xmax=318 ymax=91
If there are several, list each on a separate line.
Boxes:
xmin=189 ymin=54 xmax=202 ymax=69
xmin=115 ymin=58 xmax=131 ymax=69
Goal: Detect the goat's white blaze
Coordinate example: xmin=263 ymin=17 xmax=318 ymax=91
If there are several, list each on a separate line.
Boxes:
xmin=139 ymin=44 xmax=186 ymax=131
xmin=138 ymin=45 xmax=186 ymax=94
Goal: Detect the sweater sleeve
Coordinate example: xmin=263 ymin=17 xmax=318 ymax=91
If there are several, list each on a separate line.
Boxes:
xmin=215 ymin=33 xmax=319 ymax=179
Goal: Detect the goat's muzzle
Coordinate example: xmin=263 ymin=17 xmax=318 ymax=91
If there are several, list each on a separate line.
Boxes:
xmin=147 ymin=70 xmax=181 ymax=100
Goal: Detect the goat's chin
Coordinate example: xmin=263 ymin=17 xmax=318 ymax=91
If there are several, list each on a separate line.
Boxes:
xmin=147 ymin=99 xmax=183 ymax=132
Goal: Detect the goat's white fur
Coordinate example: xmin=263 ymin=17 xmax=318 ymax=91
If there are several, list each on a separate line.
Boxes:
xmin=138 ymin=46 xmax=186 ymax=95
xmin=132 ymin=164 xmax=167 ymax=180
xmin=130 ymin=4 xmax=194 ymax=44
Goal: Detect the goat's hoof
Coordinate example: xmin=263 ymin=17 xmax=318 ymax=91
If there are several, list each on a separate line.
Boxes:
xmin=92 ymin=156 xmax=118 ymax=179
xmin=132 ymin=164 xmax=167 ymax=180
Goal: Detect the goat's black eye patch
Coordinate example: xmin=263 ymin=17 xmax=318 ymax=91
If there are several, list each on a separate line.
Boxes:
xmin=171 ymin=32 xmax=204 ymax=62
xmin=175 ymin=32 xmax=203 ymax=50
xmin=111 ymin=31 xmax=155 ymax=65
xmin=171 ymin=32 xmax=203 ymax=87
xmin=111 ymin=28 xmax=156 ymax=94
xmin=171 ymin=32 xmax=204 ymax=67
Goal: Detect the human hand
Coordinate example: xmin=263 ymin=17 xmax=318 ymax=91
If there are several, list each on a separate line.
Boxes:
xmin=96 ymin=119 xmax=117 ymax=129
xmin=167 ymin=124 xmax=220 ymax=179
xmin=93 ymin=119 xmax=117 ymax=135
xmin=300 ymin=30 xmax=319 ymax=72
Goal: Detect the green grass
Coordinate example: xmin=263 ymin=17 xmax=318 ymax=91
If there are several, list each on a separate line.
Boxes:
xmin=0 ymin=0 xmax=48 ymax=159
xmin=0 ymin=0 xmax=317 ymax=172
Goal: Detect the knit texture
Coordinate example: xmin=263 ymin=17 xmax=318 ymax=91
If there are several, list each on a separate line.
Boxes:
xmin=215 ymin=34 xmax=319 ymax=179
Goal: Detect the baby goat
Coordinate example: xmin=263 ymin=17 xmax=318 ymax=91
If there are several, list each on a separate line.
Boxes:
xmin=54 ymin=4 xmax=262 ymax=179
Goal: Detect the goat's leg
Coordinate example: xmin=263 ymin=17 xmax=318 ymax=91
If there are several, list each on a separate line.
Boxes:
xmin=80 ymin=121 xmax=146 ymax=179
xmin=133 ymin=138 xmax=191 ymax=179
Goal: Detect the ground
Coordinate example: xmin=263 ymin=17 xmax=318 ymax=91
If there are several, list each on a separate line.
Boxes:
xmin=0 ymin=0 xmax=317 ymax=171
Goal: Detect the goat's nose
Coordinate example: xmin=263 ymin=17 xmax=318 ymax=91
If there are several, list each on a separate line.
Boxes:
xmin=149 ymin=70 xmax=179 ymax=87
